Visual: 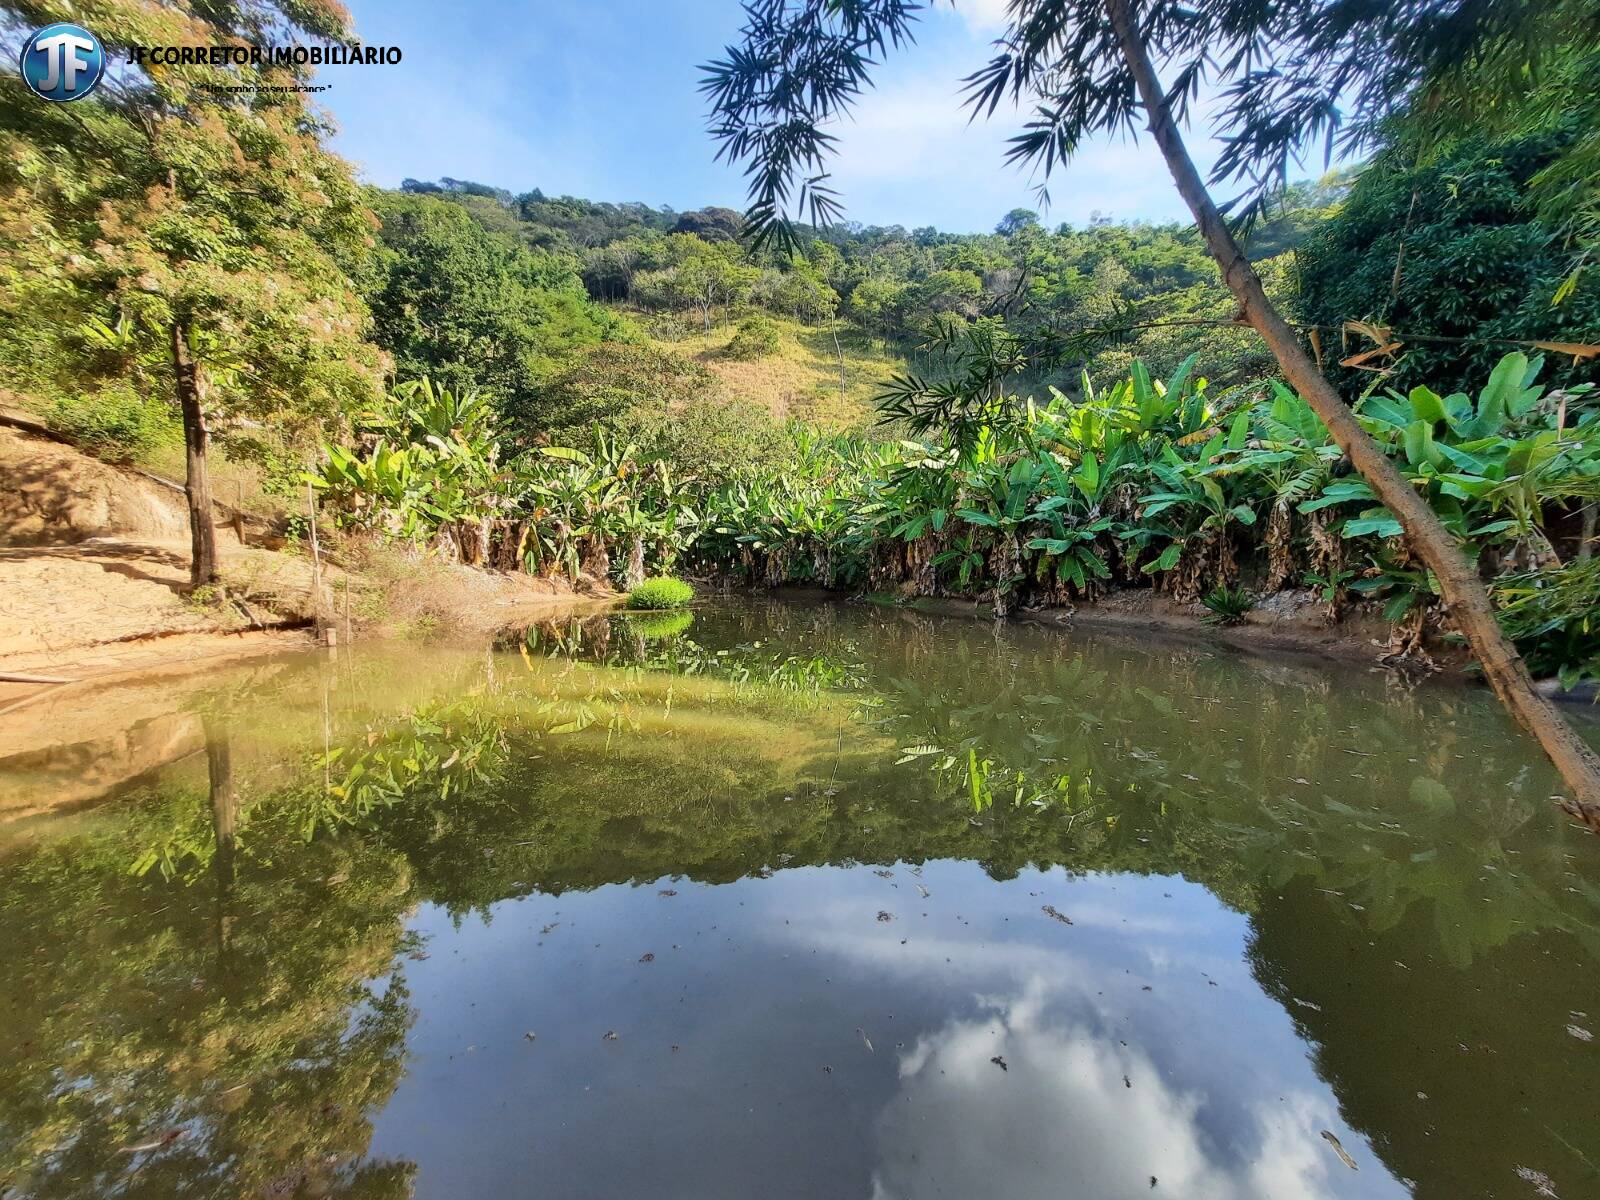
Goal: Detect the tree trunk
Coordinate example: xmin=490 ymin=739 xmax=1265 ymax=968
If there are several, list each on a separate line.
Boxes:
xmin=830 ymin=314 xmax=848 ymax=407
xmin=172 ymin=316 xmax=218 ymax=589
xmin=625 ymin=533 xmax=646 ymax=589
xmin=1105 ymin=0 xmax=1600 ymax=813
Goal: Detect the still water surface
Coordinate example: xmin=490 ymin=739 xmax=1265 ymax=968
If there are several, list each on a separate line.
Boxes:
xmin=2 ymin=600 xmax=1598 ymax=1199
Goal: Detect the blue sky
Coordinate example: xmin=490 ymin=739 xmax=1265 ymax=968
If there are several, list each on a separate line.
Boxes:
xmin=328 ymin=0 xmax=1227 ymax=234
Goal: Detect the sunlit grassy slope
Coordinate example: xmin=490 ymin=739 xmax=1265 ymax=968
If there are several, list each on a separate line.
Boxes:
xmin=648 ymin=314 xmax=911 ymax=431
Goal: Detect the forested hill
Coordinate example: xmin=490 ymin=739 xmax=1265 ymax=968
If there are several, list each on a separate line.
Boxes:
xmin=372 ymin=174 xmax=1349 ymax=433
xmin=5 ymin=40 xmax=1593 ymax=488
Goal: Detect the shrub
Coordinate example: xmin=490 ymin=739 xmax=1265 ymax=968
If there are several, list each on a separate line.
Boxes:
xmin=1493 ymin=559 xmax=1600 ymax=690
xmin=517 ymin=341 xmax=719 ymax=445
xmin=1200 ymin=586 xmax=1255 ymax=626
xmin=626 ymin=576 xmax=694 ymax=610
xmin=723 ymin=316 xmax=782 ymax=360
xmin=1295 ymin=127 xmax=1600 ymax=395
xmin=47 ymin=383 xmax=176 ymax=463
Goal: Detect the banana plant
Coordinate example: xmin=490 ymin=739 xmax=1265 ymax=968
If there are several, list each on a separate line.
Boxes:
xmin=1136 ymin=417 xmax=1258 ymax=578
xmin=1024 ymin=451 xmax=1116 ymax=592
xmin=1349 ymin=551 xmax=1442 ymax=623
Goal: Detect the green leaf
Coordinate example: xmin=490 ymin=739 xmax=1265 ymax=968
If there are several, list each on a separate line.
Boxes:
xmin=1407 ymin=385 xmax=1448 ymax=425
xmin=1341 ymin=510 xmax=1404 ymax=538
xmin=1075 ymin=452 xmax=1100 ymax=497
xmin=1382 ymin=592 xmax=1416 ymax=622
xmin=1359 ymin=393 xmax=1412 ymax=431
xmin=1401 ymin=420 xmax=1441 ymax=469
xmin=1226 ymin=410 xmax=1250 ymax=452
xmin=1300 ymin=479 xmax=1376 ymax=513
xmin=1142 ymin=543 xmax=1182 ymax=573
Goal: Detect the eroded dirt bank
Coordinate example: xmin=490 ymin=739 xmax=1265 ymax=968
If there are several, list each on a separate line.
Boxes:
xmin=0 ymin=421 xmax=609 ymax=711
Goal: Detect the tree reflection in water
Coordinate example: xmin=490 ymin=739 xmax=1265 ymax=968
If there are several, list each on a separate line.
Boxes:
xmin=0 ymin=598 xmax=1596 ymax=1198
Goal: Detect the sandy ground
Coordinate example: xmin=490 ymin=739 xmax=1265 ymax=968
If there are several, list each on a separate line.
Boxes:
xmin=0 ymin=536 xmax=315 ymax=660
xmin=0 ymin=421 xmax=608 ymax=716
xmin=0 ymin=532 xmax=611 ymax=711
xmin=0 ymin=531 xmax=322 ymax=710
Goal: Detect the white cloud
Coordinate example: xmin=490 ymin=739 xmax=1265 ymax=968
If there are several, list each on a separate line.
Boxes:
xmin=952 ymin=0 xmax=1017 ymax=36
xmin=870 ymin=987 xmax=1347 ymax=1200
xmin=753 ymin=873 xmax=1404 ymax=1200
xmin=815 ymin=56 xmax=1214 ymax=231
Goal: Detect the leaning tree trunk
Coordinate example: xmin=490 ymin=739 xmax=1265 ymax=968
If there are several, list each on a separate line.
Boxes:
xmin=172 ymin=316 xmax=219 ymax=589
xmin=1105 ymin=0 xmax=1600 ymax=814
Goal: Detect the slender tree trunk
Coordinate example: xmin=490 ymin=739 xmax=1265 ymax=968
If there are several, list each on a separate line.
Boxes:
xmin=172 ymin=316 xmax=218 ymax=589
xmin=1105 ymin=0 xmax=1600 ymax=813
xmin=830 ymin=314 xmax=848 ymax=407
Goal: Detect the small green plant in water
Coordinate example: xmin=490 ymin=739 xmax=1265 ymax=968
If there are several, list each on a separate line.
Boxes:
xmin=626 ymin=576 xmax=694 ymax=610
xmin=1200 ymin=586 xmax=1255 ymax=626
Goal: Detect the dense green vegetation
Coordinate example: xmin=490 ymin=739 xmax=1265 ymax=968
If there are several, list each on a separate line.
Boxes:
xmin=392 ymin=173 xmax=1331 ymax=394
xmin=363 ymin=190 xmax=627 ymax=408
xmin=310 ymin=341 xmax=1599 ymax=685
xmin=698 ymin=0 xmax=1600 ymax=808
xmin=626 ymin=577 xmax=695 ymax=610
xmin=0 ymin=0 xmax=1596 ymax=701
xmin=1297 ymin=126 xmax=1600 ymax=395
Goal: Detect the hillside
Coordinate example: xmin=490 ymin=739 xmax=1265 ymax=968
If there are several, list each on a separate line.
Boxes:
xmin=642 ymin=314 xmax=910 ymax=430
xmin=384 ymin=176 xmax=1348 ymax=431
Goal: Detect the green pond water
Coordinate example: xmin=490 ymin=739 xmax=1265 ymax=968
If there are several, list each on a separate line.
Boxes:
xmin=2 ymin=599 xmax=1598 ymax=1199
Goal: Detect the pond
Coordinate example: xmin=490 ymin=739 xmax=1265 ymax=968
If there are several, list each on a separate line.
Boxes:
xmin=2 ymin=599 xmax=1598 ymax=1200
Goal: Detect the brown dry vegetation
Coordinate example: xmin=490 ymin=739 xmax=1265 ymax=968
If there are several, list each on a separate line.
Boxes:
xmin=648 ymin=314 xmax=910 ymax=429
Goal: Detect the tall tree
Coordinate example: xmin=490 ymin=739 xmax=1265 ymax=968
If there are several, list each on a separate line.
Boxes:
xmin=366 ymin=191 xmax=621 ymax=409
xmin=701 ymin=0 xmax=1600 ymax=813
xmin=1296 ymin=127 xmax=1600 ymax=395
xmin=1 ymin=1 xmax=385 ymax=587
